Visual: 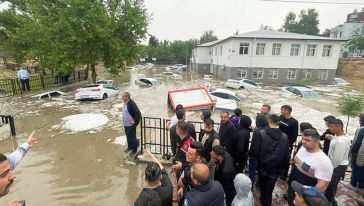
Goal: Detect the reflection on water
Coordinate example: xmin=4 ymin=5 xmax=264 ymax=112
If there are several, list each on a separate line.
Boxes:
xmin=0 ymin=68 xmax=362 ymax=205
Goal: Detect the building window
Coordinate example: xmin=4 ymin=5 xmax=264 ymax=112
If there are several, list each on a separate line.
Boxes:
xmin=318 ymin=70 xmax=328 ymax=80
xmin=322 ymin=45 xmax=332 ymax=57
xmin=256 ymin=43 xmax=265 ymax=55
xmin=272 ymin=43 xmax=282 ymax=56
xmin=290 ymin=44 xmax=300 ymax=56
xmin=237 ymin=69 xmax=247 ymax=79
xmin=220 ymin=46 xmax=223 ymax=56
xmin=287 ymin=68 xmax=297 ymax=79
xmin=300 ymin=69 xmax=313 ymax=80
xmin=239 ymin=43 xmax=249 ymax=55
xmin=268 ymin=69 xmax=279 ymax=79
xmin=306 ymin=44 xmax=316 ymax=56
xmin=252 ymin=68 xmax=264 ymax=79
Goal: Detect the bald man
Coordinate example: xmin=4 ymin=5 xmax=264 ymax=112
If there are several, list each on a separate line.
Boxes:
xmin=184 ymin=163 xmax=225 ymax=206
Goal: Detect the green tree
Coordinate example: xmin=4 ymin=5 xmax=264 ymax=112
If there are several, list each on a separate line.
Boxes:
xmin=0 ymin=0 xmax=148 ymax=82
xmin=148 ymin=35 xmax=159 ymax=47
xmin=282 ymin=9 xmax=319 ymax=35
xmin=199 ymin=30 xmax=218 ymax=44
xmin=337 ymin=94 xmax=364 ymax=132
xmin=347 ymin=29 xmax=364 ymax=53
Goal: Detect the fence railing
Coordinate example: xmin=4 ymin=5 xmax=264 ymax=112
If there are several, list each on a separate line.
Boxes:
xmin=0 ymin=115 xmax=16 ymax=136
xmin=0 ymin=70 xmax=87 ymax=98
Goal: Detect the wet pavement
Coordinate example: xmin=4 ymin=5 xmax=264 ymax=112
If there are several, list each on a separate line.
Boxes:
xmin=0 ymin=67 xmax=363 ymax=205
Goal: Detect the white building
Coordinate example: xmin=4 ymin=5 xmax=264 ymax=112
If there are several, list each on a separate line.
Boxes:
xmin=191 ymin=30 xmax=343 ymax=83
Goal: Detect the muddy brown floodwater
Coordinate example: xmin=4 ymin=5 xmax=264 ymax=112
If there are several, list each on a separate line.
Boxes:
xmin=0 ymin=67 xmax=362 ymax=205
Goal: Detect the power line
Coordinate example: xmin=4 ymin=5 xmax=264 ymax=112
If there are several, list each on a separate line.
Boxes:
xmin=260 ymin=0 xmax=364 ymax=5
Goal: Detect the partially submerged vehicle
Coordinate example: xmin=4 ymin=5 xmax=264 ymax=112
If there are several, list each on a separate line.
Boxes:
xmin=209 ymin=89 xmax=243 ymax=102
xmin=167 ymin=87 xmax=215 ymax=111
xmin=281 ymin=86 xmax=320 ymax=98
xmin=333 ymin=78 xmax=350 ymax=86
xmin=32 ymin=91 xmax=65 ymax=99
xmin=75 ymin=80 xmax=118 ymax=100
xmin=135 ymin=77 xmax=161 ymax=86
xmin=225 ymin=79 xmax=261 ymax=90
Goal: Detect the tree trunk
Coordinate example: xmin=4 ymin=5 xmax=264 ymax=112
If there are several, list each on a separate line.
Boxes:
xmin=91 ymin=64 xmax=97 ymax=83
xmin=85 ymin=64 xmax=89 ymax=80
xmin=346 ymin=115 xmax=349 ymax=133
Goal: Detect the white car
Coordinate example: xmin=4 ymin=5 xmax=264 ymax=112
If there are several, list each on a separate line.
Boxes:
xmin=334 ymin=78 xmax=350 ymax=86
xmin=225 ymin=79 xmax=261 ymax=89
xmin=210 ymin=89 xmax=243 ymax=102
xmin=174 ymin=64 xmax=187 ymax=71
xmin=282 ymin=86 xmax=320 ymax=98
xmin=75 ymin=83 xmax=119 ymax=100
xmin=135 ymin=77 xmax=161 ymax=86
xmin=203 ymin=75 xmax=214 ymax=81
xmin=32 ymin=90 xmax=65 ymax=99
xmin=161 ymin=72 xmax=182 ymax=80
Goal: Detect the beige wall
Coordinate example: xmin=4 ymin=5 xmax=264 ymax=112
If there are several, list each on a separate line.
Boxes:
xmin=337 ymin=58 xmax=364 ymax=77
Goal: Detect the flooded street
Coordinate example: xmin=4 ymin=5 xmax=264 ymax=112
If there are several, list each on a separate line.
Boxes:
xmin=0 ymin=67 xmax=362 ymax=205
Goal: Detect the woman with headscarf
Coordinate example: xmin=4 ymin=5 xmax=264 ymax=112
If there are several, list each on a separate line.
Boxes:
xmin=231 ymin=173 xmax=254 ymax=206
xmin=232 ymin=115 xmax=252 ymax=173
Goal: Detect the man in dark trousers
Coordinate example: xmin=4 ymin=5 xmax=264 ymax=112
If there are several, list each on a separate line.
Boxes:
xmin=279 ymin=105 xmax=298 ymax=180
xmin=210 ymin=145 xmax=236 ymax=206
xmin=121 ymin=92 xmax=141 ymax=156
xmin=218 ymin=111 xmax=236 ymax=154
xmin=256 ymin=114 xmax=290 ymax=206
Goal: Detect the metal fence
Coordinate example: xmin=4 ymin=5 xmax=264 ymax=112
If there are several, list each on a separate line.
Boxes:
xmin=0 ymin=115 xmax=16 ymax=136
xmin=140 ymin=116 xmax=220 ymax=156
xmin=0 ymin=70 xmax=87 ymax=98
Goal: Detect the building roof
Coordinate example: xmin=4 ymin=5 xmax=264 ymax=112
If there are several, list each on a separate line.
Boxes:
xmin=198 ymin=40 xmax=223 ymax=47
xmin=196 ymin=30 xmax=344 ymax=48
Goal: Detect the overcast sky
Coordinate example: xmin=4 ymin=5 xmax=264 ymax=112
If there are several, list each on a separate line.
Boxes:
xmin=1 ymin=0 xmax=363 ymax=43
xmin=143 ymin=0 xmax=364 ymax=42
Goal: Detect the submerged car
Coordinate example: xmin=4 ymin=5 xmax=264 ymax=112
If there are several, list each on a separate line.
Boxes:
xmin=210 ymin=88 xmax=243 ymax=102
xmin=135 ymin=77 xmax=161 ymax=86
xmin=333 ymin=78 xmax=350 ymax=86
xmin=225 ymin=79 xmax=261 ymax=89
xmin=32 ymin=90 xmax=65 ymax=99
xmin=75 ymin=83 xmax=119 ymax=100
xmin=282 ymin=86 xmax=320 ymax=98
xmin=161 ymin=72 xmax=182 ymax=80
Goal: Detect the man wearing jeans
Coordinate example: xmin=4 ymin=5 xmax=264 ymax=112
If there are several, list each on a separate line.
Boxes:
xmin=121 ymin=92 xmax=141 ymax=156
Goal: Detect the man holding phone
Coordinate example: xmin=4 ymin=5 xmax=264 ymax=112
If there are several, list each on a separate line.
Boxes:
xmin=286 ymin=129 xmax=333 ymax=206
xmin=0 ymin=131 xmax=37 ymax=206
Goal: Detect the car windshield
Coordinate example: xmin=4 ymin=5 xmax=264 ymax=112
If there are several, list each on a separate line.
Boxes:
xmin=302 ymin=91 xmax=319 ymax=98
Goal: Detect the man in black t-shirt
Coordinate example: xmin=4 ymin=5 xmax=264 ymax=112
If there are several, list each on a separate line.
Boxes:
xmin=210 ymin=145 xmax=236 ymax=206
xmin=279 ymin=105 xmax=298 ymax=180
xmin=320 ymin=115 xmax=336 ymax=155
xmin=135 ymin=149 xmax=173 ymax=206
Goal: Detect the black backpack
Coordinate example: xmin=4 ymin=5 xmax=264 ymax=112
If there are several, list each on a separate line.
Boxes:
xmin=259 ymin=130 xmax=289 ymax=169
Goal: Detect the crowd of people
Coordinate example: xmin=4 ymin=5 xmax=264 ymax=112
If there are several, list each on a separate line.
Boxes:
xmin=134 ymin=102 xmax=364 ymax=206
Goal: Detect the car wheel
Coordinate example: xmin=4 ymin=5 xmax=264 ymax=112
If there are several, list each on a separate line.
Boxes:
xmin=239 ymin=86 xmax=245 ymax=89
xmin=102 ymin=93 xmax=108 ymax=99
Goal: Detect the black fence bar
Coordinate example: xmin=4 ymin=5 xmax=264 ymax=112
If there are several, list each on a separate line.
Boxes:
xmin=0 ymin=115 xmax=16 ymax=136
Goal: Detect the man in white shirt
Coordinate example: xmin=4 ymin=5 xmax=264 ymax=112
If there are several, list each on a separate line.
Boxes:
xmin=325 ymin=119 xmax=351 ymax=206
xmin=17 ymin=66 xmax=30 ymax=92
xmin=287 ymin=129 xmax=333 ymax=206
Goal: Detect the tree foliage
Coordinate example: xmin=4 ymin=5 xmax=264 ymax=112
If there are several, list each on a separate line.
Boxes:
xmin=0 ymin=0 xmax=149 ymax=81
xmin=282 ymin=9 xmax=319 ymax=35
xmin=347 ymin=29 xmax=364 ymax=52
xmin=199 ymin=30 xmax=218 ymax=44
xmin=337 ymin=94 xmax=364 ymax=132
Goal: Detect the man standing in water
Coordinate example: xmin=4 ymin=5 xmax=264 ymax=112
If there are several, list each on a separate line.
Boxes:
xmin=121 ymin=92 xmax=141 ymax=156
